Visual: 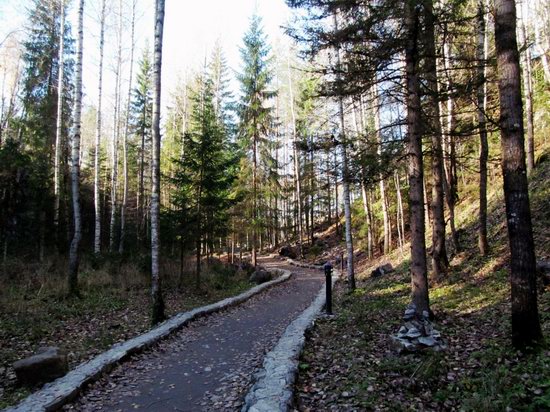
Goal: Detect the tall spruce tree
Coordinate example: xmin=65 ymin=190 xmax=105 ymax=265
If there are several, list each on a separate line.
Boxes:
xmin=131 ymin=47 xmax=153 ymax=245
xmin=236 ymin=14 xmax=276 ymax=267
xmin=172 ymin=69 xmax=236 ymax=287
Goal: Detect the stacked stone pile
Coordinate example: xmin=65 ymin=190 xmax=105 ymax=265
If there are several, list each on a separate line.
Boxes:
xmin=392 ymin=303 xmax=446 ymax=353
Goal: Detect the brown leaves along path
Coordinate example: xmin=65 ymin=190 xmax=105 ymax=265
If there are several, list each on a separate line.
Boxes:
xmin=63 ymin=257 xmax=323 ymax=412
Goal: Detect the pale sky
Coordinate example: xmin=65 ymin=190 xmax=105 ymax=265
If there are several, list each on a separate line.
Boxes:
xmin=0 ymin=0 xmax=294 ymax=110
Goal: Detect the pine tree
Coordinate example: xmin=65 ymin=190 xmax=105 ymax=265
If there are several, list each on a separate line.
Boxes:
xmin=236 ymin=14 xmax=276 ymax=267
xmin=494 ymin=0 xmax=543 ymax=350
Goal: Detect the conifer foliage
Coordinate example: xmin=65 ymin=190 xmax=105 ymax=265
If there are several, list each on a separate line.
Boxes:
xmin=236 ymin=14 xmax=276 ymax=268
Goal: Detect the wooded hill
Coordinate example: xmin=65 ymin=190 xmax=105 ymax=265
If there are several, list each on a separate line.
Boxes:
xmin=0 ymin=1 xmax=548 ymax=406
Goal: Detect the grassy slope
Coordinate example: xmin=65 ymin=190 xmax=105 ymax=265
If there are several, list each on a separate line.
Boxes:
xmin=295 ymin=157 xmax=550 ymax=411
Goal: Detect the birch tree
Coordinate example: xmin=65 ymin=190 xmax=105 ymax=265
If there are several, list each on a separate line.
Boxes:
xmin=53 ymin=0 xmax=65 ymax=238
xmin=119 ymin=0 xmax=137 ymax=253
xmin=109 ymin=0 xmax=123 ymax=252
xmin=151 ymin=0 xmax=166 ymax=325
xmin=68 ymin=0 xmax=84 ymax=296
xmin=94 ymin=0 xmax=106 ymax=255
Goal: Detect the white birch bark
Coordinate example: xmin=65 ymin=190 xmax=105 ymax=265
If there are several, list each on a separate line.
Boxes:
xmin=53 ymin=0 xmax=65 ymax=235
xmin=109 ymin=0 xmax=123 ymax=252
xmin=119 ymin=0 xmax=137 ymax=254
xmin=151 ymin=0 xmax=165 ymax=324
xmin=94 ymin=0 xmax=106 ymax=254
xmin=68 ymin=0 xmax=84 ymax=295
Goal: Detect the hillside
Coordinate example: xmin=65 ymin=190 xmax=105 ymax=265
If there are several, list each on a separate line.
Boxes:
xmin=293 ymin=154 xmax=550 ymax=411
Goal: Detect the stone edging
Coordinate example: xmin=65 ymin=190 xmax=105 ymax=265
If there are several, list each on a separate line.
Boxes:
xmin=6 ymin=270 xmax=293 ymax=412
xmin=242 ymin=260 xmax=339 ymax=412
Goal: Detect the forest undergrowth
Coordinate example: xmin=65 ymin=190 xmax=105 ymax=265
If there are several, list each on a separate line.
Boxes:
xmin=294 ymin=154 xmax=550 ymax=411
xmin=0 ymin=256 xmax=253 ymax=408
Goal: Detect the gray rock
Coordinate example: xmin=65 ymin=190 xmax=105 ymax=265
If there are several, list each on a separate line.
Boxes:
xmin=278 ymin=245 xmax=297 ymax=259
xmin=418 ymin=336 xmax=437 ymax=347
xmin=398 ymin=326 xmax=408 ymax=335
xmin=406 ymin=327 xmax=421 ymax=339
xmin=422 ymin=310 xmax=430 ymax=320
xmin=404 ymin=321 xmax=416 ymax=330
xmin=392 ymin=336 xmax=418 ymax=353
xmin=13 ymin=347 xmax=68 ymax=387
xmin=403 ymin=309 xmax=416 ymax=320
xmin=370 ymin=263 xmax=395 ymax=278
xmin=249 ymin=268 xmax=273 ymax=284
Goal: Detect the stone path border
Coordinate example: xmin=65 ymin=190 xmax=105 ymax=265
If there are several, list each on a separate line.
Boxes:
xmin=242 ymin=259 xmax=339 ymax=412
xmin=6 ymin=270 xmax=292 ymax=412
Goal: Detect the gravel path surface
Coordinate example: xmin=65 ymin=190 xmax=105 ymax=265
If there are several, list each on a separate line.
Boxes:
xmin=63 ymin=257 xmax=323 ymax=412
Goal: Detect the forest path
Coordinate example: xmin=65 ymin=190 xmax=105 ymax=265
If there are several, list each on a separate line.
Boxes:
xmin=64 ymin=257 xmax=323 ymax=412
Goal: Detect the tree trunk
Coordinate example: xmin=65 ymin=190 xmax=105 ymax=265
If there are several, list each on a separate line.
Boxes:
xmin=395 ymin=171 xmax=405 ymax=252
xmin=109 ymin=0 xmax=123 ymax=252
xmin=361 ymin=179 xmax=373 ymax=259
xmin=94 ymin=0 xmax=106 ymax=255
xmin=333 ymin=147 xmax=339 ymax=235
xmin=326 ymin=149 xmax=332 ymax=225
xmin=441 ymin=33 xmax=460 ymax=252
xmin=477 ymin=0 xmax=490 ymax=256
xmin=252 ymin=133 xmax=258 ymax=267
xmin=494 ymin=0 xmax=543 ymax=350
xmin=372 ymin=84 xmax=390 ymax=254
xmin=119 ymin=0 xmax=136 ymax=254
xmin=151 ymin=0 xmax=166 ymax=325
xmin=423 ymin=0 xmax=449 ymax=278
xmin=309 ymin=135 xmax=314 ymax=244
xmin=518 ymin=4 xmax=535 ymax=175
xmin=137 ymin=124 xmax=146 ymax=244
xmin=68 ymin=0 xmax=84 ymax=297
xmin=405 ymin=1 xmax=430 ymax=316
xmin=334 ymin=13 xmax=355 ymax=290
xmin=288 ymin=57 xmax=303 ymax=258
xmin=53 ymin=0 xmax=65 ymax=246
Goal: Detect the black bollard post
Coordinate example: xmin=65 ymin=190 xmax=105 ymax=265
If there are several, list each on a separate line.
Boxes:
xmin=324 ymin=262 xmax=333 ymax=315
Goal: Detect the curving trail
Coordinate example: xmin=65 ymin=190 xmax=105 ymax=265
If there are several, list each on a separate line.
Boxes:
xmin=63 ymin=257 xmax=323 ymax=412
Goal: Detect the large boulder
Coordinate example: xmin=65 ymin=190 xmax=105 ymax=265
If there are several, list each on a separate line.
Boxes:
xmin=13 ymin=347 xmax=68 ymax=386
xmin=370 ymin=263 xmax=395 ymax=278
xmin=249 ymin=267 xmax=273 ymax=284
xmin=278 ymin=245 xmax=297 ymax=259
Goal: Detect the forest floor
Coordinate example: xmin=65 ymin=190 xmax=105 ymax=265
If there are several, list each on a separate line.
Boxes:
xmin=0 ymin=256 xmax=254 ymax=408
xmin=293 ymin=157 xmax=550 ymax=411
